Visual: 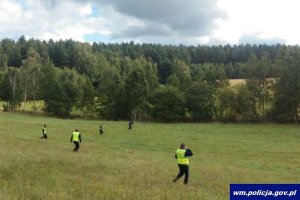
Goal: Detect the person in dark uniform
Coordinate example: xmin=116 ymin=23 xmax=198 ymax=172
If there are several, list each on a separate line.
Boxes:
xmin=173 ymin=143 xmax=193 ymax=184
xmin=70 ymin=129 xmax=81 ymax=152
xmin=40 ymin=124 xmax=47 ymax=139
xmin=128 ymin=121 xmax=133 ymax=130
xmin=99 ymin=125 xmax=104 ymax=135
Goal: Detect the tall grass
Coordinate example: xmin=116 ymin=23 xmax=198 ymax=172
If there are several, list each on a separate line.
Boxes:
xmin=0 ymin=112 xmax=299 ymax=199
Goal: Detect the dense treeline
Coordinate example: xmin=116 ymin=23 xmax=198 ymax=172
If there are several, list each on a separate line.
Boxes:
xmin=0 ymin=36 xmax=300 ymax=122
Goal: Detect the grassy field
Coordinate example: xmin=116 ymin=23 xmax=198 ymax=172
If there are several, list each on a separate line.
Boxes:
xmin=0 ymin=112 xmax=299 ymax=200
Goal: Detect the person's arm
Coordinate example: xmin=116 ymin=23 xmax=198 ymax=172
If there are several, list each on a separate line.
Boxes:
xmin=42 ymin=128 xmax=45 ymax=134
xmin=79 ymin=134 xmax=82 ymax=143
xmin=175 ymin=153 xmax=177 ymax=159
xmin=70 ymin=135 xmax=73 ymax=142
xmin=185 ymin=149 xmax=193 ymax=157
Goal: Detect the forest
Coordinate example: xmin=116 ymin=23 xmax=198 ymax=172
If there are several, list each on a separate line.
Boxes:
xmin=0 ymin=36 xmax=299 ymax=122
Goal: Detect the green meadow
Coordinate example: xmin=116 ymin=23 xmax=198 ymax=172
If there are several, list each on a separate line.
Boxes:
xmin=0 ymin=112 xmax=299 ymax=200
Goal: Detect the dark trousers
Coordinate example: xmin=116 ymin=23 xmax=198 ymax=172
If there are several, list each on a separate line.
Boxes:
xmin=175 ymin=164 xmax=189 ymax=184
xmin=41 ymin=134 xmax=47 ymax=139
xmin=73 ymin=141 xmax=80 ymax=152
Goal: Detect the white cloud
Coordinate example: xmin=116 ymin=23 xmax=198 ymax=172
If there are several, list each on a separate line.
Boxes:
xmin=0 ymin=0 xmax=226 ymax=44
xmin=215 ymin=0 xmax=300 ymax=44
xmin=0 ymin=0 xmax=300 ymax=45
xmin=0 ymin=0 xmax=111 ymax=42
xmin=0 ymin=0 xmax=22 ymax=27
xmin=79 ymin=4 xmax=92 ymax=16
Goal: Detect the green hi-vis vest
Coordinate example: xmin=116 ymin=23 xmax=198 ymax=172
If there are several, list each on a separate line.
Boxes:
xmin=176 ymin=149 xmax=189 ymax=165
xmin=43 ymin=128 xmax=47 ymax=134
xmin=72 ymin=132 xmax=80 ymax=142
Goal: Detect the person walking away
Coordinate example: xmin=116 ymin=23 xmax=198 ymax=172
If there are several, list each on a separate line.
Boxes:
xmin=173 ymin=143 xmax=193 ymax=184
xmin=70 ymin=129 xmax=81 ymax=152
xmin=40 ymin=124 xmax=47 ymax=139
xmin=99 ymin=125 xmax=104 ymax=135
xmin=128 ymin=121 xmax=133 ymax=130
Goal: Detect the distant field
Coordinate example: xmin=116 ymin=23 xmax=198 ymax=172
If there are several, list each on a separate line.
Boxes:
xmin=229 ymin=78 xmax=276 ymax=87
xmin=229 ymin=79 xmax=246 ymax=86
xmin=0 ymin=112 xmax=299 ymax=200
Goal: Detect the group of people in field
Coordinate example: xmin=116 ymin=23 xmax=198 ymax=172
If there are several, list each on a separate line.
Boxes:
xmin=40 ymin=122 xmax=193 ymax=184
xmin=41 ymin=122 xmax=135 ymax=151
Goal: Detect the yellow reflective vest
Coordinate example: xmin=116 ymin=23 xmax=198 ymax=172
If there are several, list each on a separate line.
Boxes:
xmin=72 ymin=131 xmax=80 ymax=142
xmin=176 ymin=149 xmax=189 ymax=165
xmin=43 ymin=127 xmax=47 ymax=134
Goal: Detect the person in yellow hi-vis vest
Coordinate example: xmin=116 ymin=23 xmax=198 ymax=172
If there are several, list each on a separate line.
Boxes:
xmin=173 ymin=143 xmax=193 ymax=184
xmin=70 ymin=129 xmax=82 ymax=152
xmin=40 ymin=124 xmax=47 ymax=139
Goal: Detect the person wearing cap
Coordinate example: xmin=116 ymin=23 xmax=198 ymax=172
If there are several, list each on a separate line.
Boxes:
xmin=173 ymin=143 xmax=193 ymax=184
xmin=70 ymin=129 xmax=82 ymax=152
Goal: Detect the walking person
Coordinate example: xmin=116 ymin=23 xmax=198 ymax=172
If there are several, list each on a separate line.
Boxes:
xmin=70 ymin=129 xmax=81 ymax=152
xmin=40 ymin=124 xmax=47 ymax=139
xmin=128 ymin=121 xmax=133 ymax=130
xmin=173 ymin=143 xmax=193 ymax=184
xmin=99 ymin=125 xmax=104 ymax=135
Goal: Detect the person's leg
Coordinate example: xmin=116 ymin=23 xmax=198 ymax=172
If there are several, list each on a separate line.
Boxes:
xmin=184 ymin=165 xmax=189 ymax=184
xmin=173 ymin=165 xmax=185 ymax=182
xmin=73 ymin=142 xmax=77 ymax=151
xmin=45 ymin=134 xmax=47 ymax=140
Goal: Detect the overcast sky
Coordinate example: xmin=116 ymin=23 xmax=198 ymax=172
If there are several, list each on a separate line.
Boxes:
xmin=0 ymin=0 xmax=299 ymax=45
